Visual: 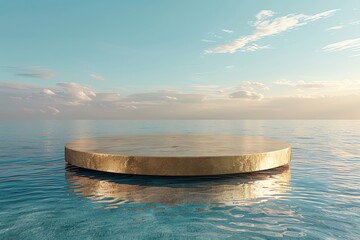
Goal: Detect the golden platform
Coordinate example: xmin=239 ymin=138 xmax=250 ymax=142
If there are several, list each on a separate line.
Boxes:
xmin=65 ymin=135 xmax=291 ymax=176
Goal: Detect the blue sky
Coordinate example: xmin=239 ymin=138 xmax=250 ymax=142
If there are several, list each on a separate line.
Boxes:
xmin=1 ymin=1 xmax=360 ymax=119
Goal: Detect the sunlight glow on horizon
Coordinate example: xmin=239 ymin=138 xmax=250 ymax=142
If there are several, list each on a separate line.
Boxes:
xmin=0 ymin=1 xmax=359 ymax=119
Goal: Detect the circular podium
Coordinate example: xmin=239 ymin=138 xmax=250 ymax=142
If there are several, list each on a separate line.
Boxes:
xmin=65 ymin=135 xmax=291 ymax=176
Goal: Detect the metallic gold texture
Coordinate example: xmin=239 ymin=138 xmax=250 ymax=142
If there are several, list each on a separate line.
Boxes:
xmin=65 ymin=135 xmax=291 ymax=176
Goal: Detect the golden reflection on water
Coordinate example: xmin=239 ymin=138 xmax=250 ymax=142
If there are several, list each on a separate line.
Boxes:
xmin=66 ymin=165 xmax=291 ymax=207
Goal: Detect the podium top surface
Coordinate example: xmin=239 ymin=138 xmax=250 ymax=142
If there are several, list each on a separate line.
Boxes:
xmin=65 ymin=135 xmax=290 ymax=157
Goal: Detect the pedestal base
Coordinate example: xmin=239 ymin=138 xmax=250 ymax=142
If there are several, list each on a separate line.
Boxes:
xmin=65 ymin=135 xmax=291 ymax=176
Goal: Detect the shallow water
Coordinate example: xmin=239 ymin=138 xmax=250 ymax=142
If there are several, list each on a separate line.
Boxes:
xmin=0 ymin=120 xmax=359 ymax=239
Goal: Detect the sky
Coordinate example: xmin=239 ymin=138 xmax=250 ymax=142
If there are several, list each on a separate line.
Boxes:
xmin=1 ymin=0 xmax=360 ymax=119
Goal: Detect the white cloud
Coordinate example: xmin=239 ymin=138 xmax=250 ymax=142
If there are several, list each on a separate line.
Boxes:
xmin=275 ymin=79 xmax=292 ymax=85
xmin=325 ymin=25 xmax=343 ymax=31
xmin=191 ymin=85 xmax=234 ymax=98
xmin=276 ymin=80 xmax=326 ymax=89
xmin=294 ymin=81 xmax=326 ymax=89
xmin=95 ymin=93 xmax=121 ymax=102
xmin=225 ymin=65 xmax=235 ymax=69
xmin=350 ymin=20 xmax=360 ymax=25
xmin=126 ymin=90 xmax=205 ymax=103
xmin=39 ymin=106 xmax=60 ymax=115
xmin=256 ymin=10 xmax=275 ymax=20
xmin=323 ymin=38 xmax=360 ymax=52
xmin=57 ymin=82 xmax=96 ymax=105
xmin=207 ymin=32 xmax=223 ymax=39
xmin=90 ymin=73 xmax=105 ymax=81
xmin=304 ymin=10 xmax=338 ymax=21
xmin=242 ymin=44 xmax=270 ymax=52
xmin=221 ymin=29 xmax=234 ymax=34
xmin=201 ymin=39 xmax=217 ymax=43
xmin=206 ymin=9 xmax=339 ymax=54
xmin=230 ymin=90 xmax=264 ymax=100
xmin=2 ymin=80 xmax=360 ymax=119
xmin=0 ymin=82 xmax=39 ymax=91
xmin=42 ymin=89 xmax=56 ymax=96
xmin=239 ymin=81 xmax=270 ymax=90
xmin=191 ymin=82 xmax=269 ymax=99
xmin=3 ymin=77 xmax=360 ymax=119
xmin=46 ymin=106 xmax=60 ymax=115
xmin=5 ymin=94 xmax=360 ymax=119
xmin=216 ymin=89 xmax=225 ymax=95
xmin=252 ymin=82 xmax=269 ymax=90
xmin=275 ymin=79 xmax=360 ymax=97
xmin=16 ymin=66 xmax=56 ymax=80
xmin=165 ymin=96 xmax=178 ymax=101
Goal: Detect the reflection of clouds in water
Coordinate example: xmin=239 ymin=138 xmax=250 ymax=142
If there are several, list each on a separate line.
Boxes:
xmin=330 ymin=138 xmax=360 ymax=159
xmin=322 ymin=130 xmax=360 ymax=160
xmin=66 ymin=165 xmax=291 ymax=207
xmin=331 ymin=150 xmax=359 ymax=159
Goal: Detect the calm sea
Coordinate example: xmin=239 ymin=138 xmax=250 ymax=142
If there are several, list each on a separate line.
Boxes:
xmin=0 ymin=120 xmax=359 ymax=239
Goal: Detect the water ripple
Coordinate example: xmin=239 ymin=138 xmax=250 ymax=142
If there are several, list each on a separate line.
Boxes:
xmin=1 ymin=120 xmax=360 ymax=239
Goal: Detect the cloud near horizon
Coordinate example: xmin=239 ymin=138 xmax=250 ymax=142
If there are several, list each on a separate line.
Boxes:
xmin=206 ymin=9 xmax=339 ymax=54
xmin=16 ymin=66 xmax=56 ymax=80
xmin=125 ymin=90 xmax=206 ymax=103
xmin=1 ymin=80 xmax=360 ymax=119
xmin=191 ymin=81 xmax=269 ymax=99
xmin=276 ymin=79 xmax=360 ymax=90
xmin=230 ymin=90 xmax=264 ymax=100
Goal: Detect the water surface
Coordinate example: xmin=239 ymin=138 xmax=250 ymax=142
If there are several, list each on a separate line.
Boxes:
xmin=0 ymin=120 xmax=359 ymax=239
